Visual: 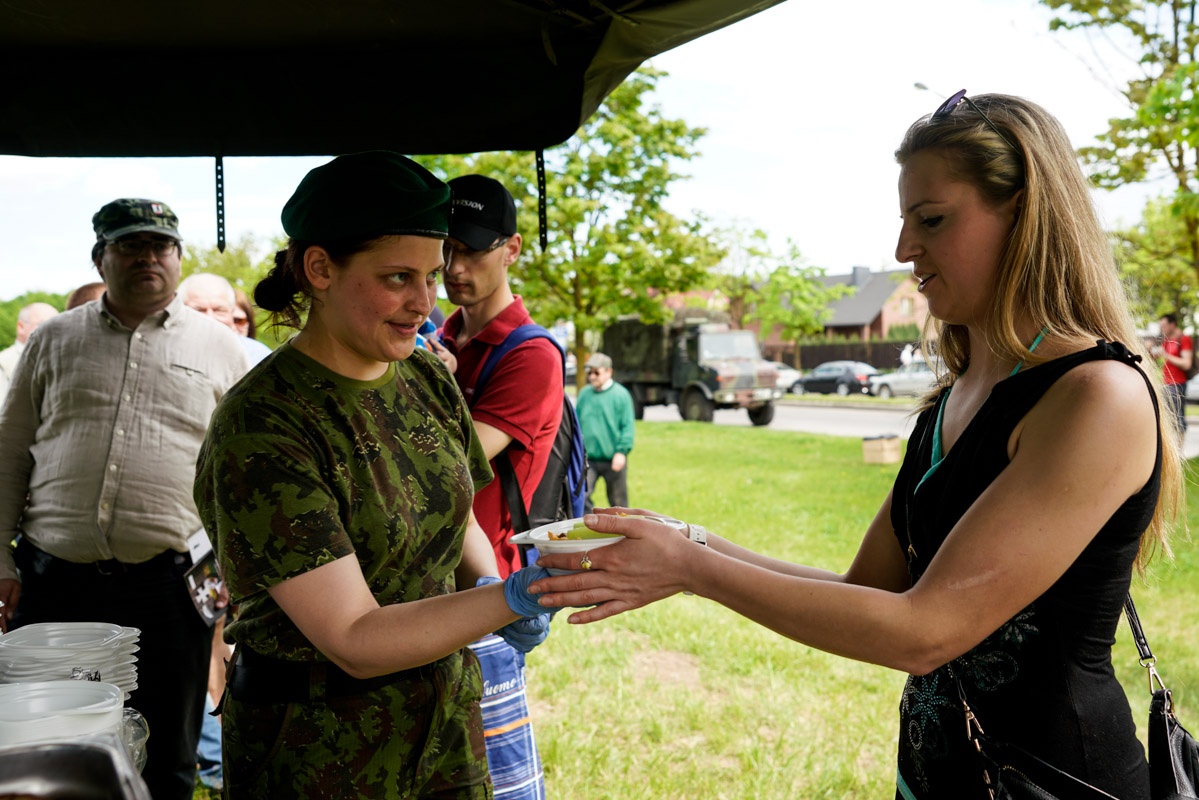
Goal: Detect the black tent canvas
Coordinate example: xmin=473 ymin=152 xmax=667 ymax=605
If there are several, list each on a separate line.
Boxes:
xmin=0 ymin=0 xmax=783 ymax=158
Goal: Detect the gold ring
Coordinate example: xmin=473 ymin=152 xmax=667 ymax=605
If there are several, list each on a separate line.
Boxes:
xmin=579 ymin=552 xmax=593 ymax=570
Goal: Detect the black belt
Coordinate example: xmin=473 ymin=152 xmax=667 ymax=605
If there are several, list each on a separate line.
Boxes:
xmin=15 ymin=536 xmax=189 ymax=579
xmin=228 ymin=645 xmax=436 ymax=704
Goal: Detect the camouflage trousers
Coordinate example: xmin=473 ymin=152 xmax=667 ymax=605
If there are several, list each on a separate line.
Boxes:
xmin=222 ymin=649 xmax=492 ymax=799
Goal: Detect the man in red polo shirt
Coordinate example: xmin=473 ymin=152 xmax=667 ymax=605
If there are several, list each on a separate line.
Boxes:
xmin=441 ymin=174 xmax=562 ymax=800
xmin=1153 ymin=312 xmax=1193 ymax=438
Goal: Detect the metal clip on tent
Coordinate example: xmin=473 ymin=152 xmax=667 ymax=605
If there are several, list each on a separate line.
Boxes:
xmin=214 ymin=156 xmax=226 ymax=253
xmin=536 ymin=149 xmax=548 ymax=252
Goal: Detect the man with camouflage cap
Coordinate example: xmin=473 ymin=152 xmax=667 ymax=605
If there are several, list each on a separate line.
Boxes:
xmin=0 ymin=198 xmax=247 ymax=800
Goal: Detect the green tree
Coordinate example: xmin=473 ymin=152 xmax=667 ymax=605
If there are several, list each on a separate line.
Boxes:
xmin=1044 ymin=0 xmax=1199 ymax=301
xmin=181 ymin=233 xmax=277 ymax=292
xmin=0 ymin=291 xmax=68 ymax=350
xmin=1114 ymin=196 xmax=1198 ymax=324
xmin=745 ymin=245 xmax=854 ymax=365
xmin=706 ymin=223 xmax=774 ymax=330
xmin=420 ymin=67 xmax=725 ymax=387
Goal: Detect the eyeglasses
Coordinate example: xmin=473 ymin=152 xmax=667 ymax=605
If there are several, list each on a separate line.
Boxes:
xmin=932 ymin=89 xmax=1017 ymax=152
xmin=443 ymin=236 xmax=510 ymax=266
xmin=109 ymin=238 xmax=179 ymax=257
xmin=586 ymin=368 xmax=603 ymax=375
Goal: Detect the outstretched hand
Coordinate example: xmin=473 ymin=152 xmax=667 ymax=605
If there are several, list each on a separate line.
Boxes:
xmin=529 ymin=511 xmax=699 ymax=624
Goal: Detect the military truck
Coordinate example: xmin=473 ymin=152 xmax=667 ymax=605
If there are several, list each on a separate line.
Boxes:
xmin=602 ymin=317 xmax=782 ymax=425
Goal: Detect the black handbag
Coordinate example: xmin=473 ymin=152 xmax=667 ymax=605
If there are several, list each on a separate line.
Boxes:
xmin=1124 ymin=596 xmax=1199 ymax=800
xmin=950 ymin=595 xmax=1199 ymax=800
xmin=951 ymin=667 xmax=1118 ymax=800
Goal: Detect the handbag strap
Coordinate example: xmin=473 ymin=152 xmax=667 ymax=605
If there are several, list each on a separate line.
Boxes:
xmin=1123 ymin=593 xmax=1153 ymax=662
xmin=947 ymin=665 xmax=999 ymax=799
xmin=1125 ymin=593 xmax=1171 ymax=699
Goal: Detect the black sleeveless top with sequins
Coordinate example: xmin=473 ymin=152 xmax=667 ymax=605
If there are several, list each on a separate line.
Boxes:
xmin=890 ymin=342 xmax=1159 ymax=800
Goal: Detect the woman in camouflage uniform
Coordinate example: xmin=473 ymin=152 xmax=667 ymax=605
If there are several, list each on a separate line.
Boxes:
xmin=195 ymin=152 xmax=552 ymax=799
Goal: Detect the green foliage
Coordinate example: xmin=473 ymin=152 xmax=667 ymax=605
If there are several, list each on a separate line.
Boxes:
xmin=1115 ymin=196 xmax=1199 ymax=324
xmin=1044 ymin=0 xmax=1199 ymax=286
xmin=418 ymin=67 xmax=725 ymax=386
xmin=181 ymin=233 xmax=277 ymax=293
xmin=745 ymin=244 xmax=855 ymax=348
xmin=706 ymin=223 xmax=774 ymax=329
xmin=0 ymin=291 xmax=68 ymax=350
xmin=885 ymin=322 xmax=921 ymax=341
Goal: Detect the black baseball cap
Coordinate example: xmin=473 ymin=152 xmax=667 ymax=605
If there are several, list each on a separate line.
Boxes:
xmin=448 ymin=175 xmax=517 ymax=251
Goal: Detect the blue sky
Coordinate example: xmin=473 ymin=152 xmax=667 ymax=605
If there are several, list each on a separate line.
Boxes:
xmin=0 ymin=0 xmax=1165 ymax=299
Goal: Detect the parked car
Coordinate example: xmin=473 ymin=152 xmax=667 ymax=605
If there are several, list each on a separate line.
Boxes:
xmin=868 ymin=358 xmax=938 ymax=398
xmin=794 ymin=360 xmax=878 ymax=396
xmin=769 ymin=361 xmax=803 ymax=394
xmin=1187 ymin=373 xmax=1199 ymax=404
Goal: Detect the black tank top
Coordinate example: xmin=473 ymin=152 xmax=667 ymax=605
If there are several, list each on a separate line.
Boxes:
xmin=891 ymin=341 xmax=1159 ymax=800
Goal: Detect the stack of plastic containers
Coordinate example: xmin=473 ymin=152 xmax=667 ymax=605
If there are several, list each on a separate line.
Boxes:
xmin=0 ymin=622 xmax=140 ymax=699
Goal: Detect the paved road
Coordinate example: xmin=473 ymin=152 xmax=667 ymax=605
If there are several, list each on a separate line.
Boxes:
xmin=641 ymin=400 xmax=1199 ymax=458
xmin=640 ymin=400 xmax=918 ymax=439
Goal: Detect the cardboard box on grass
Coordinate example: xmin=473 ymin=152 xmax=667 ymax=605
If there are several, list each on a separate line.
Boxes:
xmin=862 ymin=435 xmax=901 ymax=464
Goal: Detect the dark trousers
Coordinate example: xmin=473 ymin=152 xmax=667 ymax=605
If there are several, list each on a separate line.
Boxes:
xmin=13 ymin=537 xmax=212 ymax=800
xmin=1165 ymin=382 xmax=1187 ymax=435
xmin=585 ymin=459 xmax=628 ymax=512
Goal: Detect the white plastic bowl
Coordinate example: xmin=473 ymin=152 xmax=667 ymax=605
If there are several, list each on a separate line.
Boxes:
xmin=511 ymin=515 xmax=685 ymax=575
xmin=0 ymin=622 xmax=125 ymax=649
xmin=0 ymin=681 xmax=125 ymax=744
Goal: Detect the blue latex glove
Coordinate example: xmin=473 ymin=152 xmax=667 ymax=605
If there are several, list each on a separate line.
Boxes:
xmin=496 ymin=614 xmax=551 ymax=654
xmin=476 ymin=575 xmax=553 ymax=653
xmin=500 ymin=566 xmax=554 ymax=618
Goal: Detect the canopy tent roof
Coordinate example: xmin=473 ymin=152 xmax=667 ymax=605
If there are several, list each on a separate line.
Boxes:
xmin=0 ymin=0 xmax=783 ymax=158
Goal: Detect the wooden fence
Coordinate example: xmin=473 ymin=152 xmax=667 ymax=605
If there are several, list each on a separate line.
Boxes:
xmin=763 ymin=339 xmax=918 ymax=371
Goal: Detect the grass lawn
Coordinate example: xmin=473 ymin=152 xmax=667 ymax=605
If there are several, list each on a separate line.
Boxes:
xmin=194 ymin=422 xmax=1199 ymax=799
xmin=532 ymin=422 xmax=1199 ymax=799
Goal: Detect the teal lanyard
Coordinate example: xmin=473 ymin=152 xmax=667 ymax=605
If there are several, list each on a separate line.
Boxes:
xmin=918 ymin=328 xmax=1047 ymax=490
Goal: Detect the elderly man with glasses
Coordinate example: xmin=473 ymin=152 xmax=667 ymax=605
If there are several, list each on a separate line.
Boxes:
xmin=179 ymin=272 xmax=273 ymax=368
xmin=0 ymin=198 xmax=247 ymax=800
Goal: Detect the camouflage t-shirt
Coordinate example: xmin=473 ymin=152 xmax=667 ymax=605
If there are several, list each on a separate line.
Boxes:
xmin=195 ymin=344 xmax=492 ymax=660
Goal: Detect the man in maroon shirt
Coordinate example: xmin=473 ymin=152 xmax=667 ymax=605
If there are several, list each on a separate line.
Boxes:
xmin=441 ymin=174 xmax=562 ymax=799
xmin=441 ymin=175 xmax=564 ymax=574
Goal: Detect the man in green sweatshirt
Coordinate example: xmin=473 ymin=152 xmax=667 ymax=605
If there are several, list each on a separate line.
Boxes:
xmin=576 ymin=352 xmax=635 ymax=511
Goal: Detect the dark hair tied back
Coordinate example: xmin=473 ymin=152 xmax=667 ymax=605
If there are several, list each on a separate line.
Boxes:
xmin=254 ymin=250 xmax=299 ymax=312
xmin=253 ymin=244 xmax=311 ymax=332
xmin=253 ymin=235 xmax=389 ymax=334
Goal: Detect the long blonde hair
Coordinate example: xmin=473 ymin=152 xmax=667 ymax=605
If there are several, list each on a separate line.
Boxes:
xmin=895 ymin=93 xmax=1181 ymax=565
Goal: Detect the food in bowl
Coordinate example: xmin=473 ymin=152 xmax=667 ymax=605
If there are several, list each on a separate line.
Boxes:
xmin=546 ymin=524 xmax=621 ymax=540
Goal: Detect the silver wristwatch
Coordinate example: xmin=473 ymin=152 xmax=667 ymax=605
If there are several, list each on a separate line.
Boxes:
xmin=687 ymin=523 xmax=708 ymax=546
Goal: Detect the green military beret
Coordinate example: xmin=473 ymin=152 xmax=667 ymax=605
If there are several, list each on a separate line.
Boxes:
xmin=281 ymin=151 xmax=450 ymax=242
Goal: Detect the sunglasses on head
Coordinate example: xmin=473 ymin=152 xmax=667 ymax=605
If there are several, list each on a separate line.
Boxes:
xmin=932 ymin=89 xmax=1017 ymax=151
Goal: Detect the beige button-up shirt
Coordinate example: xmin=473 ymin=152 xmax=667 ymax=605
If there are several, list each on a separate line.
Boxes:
xmin=0 ymin=294 xmax=248 ymax=582
xmin=0 ymin=339 xmax=25 ymax=403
